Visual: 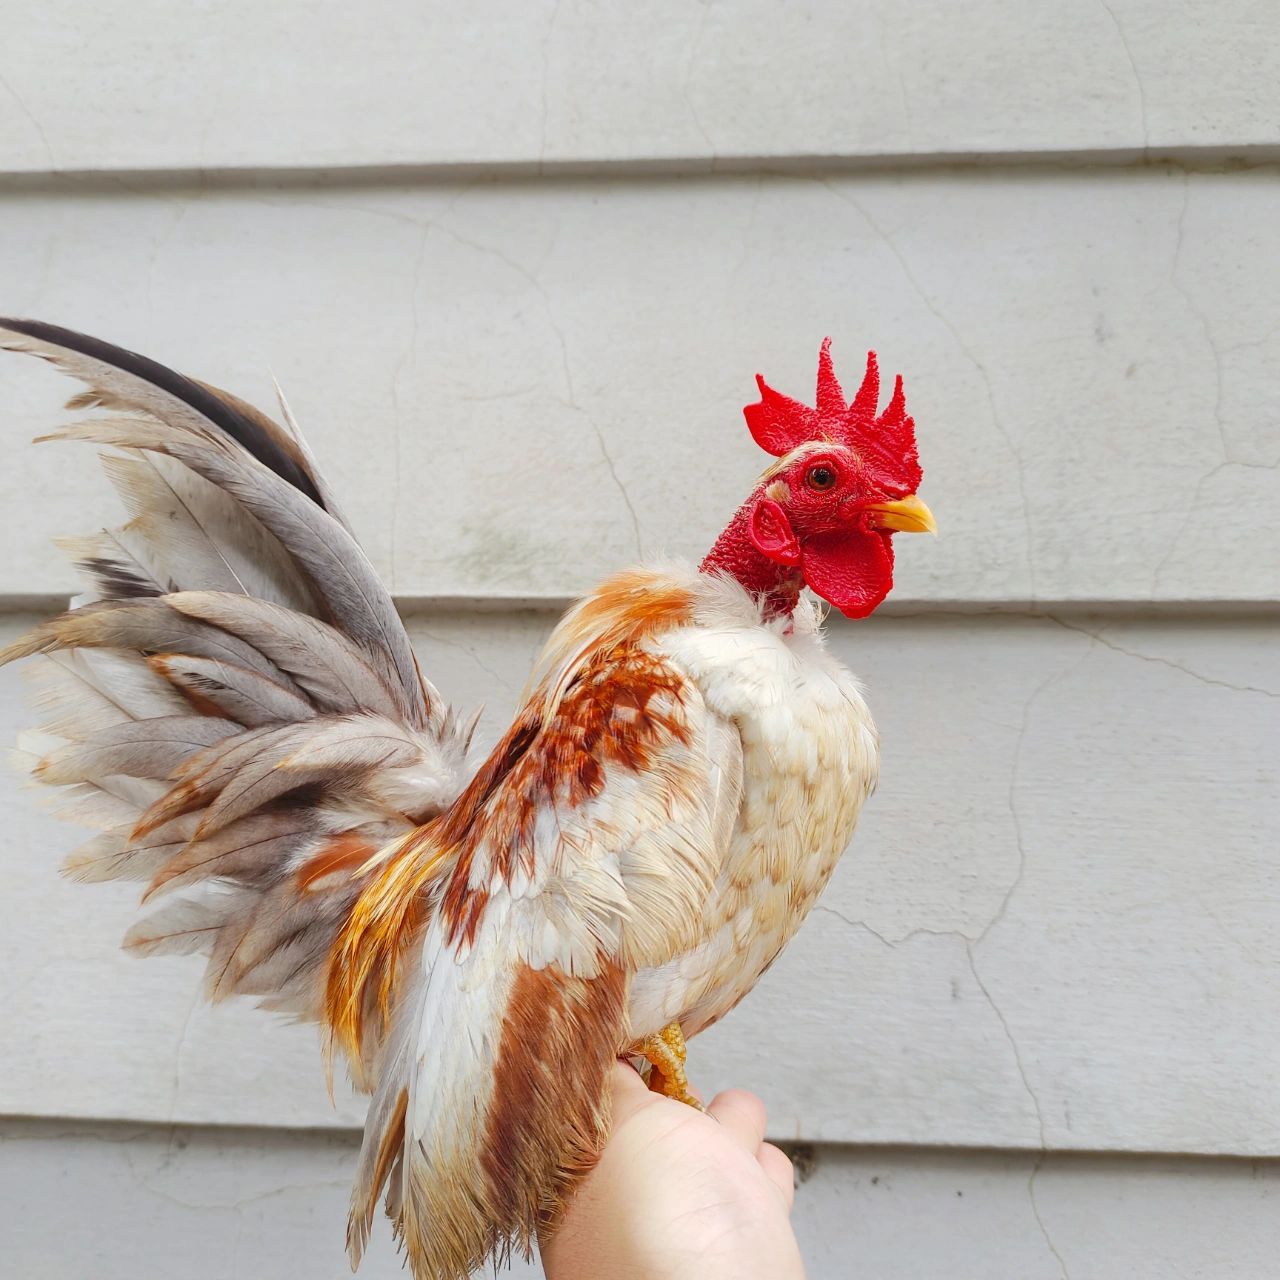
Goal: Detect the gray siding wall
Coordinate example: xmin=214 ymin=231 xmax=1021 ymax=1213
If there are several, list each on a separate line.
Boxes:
xmin=1 ymin=3 xmax=1277 ymax=1275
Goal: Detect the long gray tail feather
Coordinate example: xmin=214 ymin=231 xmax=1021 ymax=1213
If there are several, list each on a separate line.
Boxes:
xmin=1 ymin=319 xmax=477 ymax=1021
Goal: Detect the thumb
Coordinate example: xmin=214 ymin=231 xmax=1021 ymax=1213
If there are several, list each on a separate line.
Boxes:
xmin=607 ymin=1060 xmax=658 ymax=1127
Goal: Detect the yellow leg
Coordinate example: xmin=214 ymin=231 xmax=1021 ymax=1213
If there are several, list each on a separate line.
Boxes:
xmin=638 ymin=1022 xmax=703 ymax=1110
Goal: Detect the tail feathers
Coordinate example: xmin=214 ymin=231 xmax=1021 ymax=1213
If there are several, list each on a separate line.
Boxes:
xmin=166 ymin=592 xmax=416 ymax=724
xmin=134 ymin=712 xmax=434 ymax=839
xmin=0 ymin=319 xmax=483 ymax=1025
xmin=17 ymin=656 xmax=470 ymax=1019
xmin=0 ymin=321 xmax=636 ymax=1279
xmin=347 ymin=911 xmax=627 ymax=1280
xmin=22 ymin=648 xmax=189 ymax=738
xmin=62 ymin=819 xmax=200 ymax=884
xmin=5 ymin=317 xmax=328 ymax=509
xmin=1 ymin=598 xmax=304 ymax=685
xmin=34 ymin=715 xmax=241 ymax=784
xmin=146 ymin=653 xmax=317 ymax=727
xmin=268 ymin=374 xmax=353 ymax=531
xmin=118 ymin=876 xmax=361 ymax=1010
xmin=94 ymin=449 xmax=321 ymax=610
xmin=0 ymin=318 xmax=428 ymax=722
xmin=41 ymin=410 xmax=428 ymax=717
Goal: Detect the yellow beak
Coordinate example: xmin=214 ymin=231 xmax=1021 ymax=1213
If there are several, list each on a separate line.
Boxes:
xmin=863 ymin=493 xmax=937 ymax=535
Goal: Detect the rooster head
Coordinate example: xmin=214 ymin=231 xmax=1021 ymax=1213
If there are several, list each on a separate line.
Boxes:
xmin=732 ymin=338 xmax=934 ymax=620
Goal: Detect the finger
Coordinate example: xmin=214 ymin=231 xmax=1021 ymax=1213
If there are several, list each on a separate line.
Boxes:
xmin=706 ymin=1088 xmax=768 ymax=1153
xmin=757 ymin=1142 xmax=797 ymax=1211
xmin=607 ymin=1060 xmax=656 ymax=1127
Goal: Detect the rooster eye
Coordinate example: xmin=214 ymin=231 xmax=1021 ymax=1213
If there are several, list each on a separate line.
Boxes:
xmin=805 ymin=464 xmax=838 ymax=492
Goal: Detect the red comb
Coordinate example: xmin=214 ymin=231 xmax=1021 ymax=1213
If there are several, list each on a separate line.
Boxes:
xmin=744 ymin=339 xmax=922 ymax=494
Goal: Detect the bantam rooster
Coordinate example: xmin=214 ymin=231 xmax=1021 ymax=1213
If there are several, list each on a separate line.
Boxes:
xmin=0 ymin=320 xmax=933 ymax=1279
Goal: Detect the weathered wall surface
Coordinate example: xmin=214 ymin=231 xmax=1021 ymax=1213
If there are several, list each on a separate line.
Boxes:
xmin=1 ymin=2 xmax=1277 ymax=1275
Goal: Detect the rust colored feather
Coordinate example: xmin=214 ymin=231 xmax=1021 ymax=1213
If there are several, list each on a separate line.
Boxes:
xmin=326 ymin=568 xmax=697 ymax=1064
xmin=325 ymin=827 xmax=453 ymax=1063
xmin=296 ymin=833 xmax=379 ymax=893
xmin=481 ymin=958 xmax=627 ymax=1244
xmin=438 ymin=647 xmax=692 ymax=948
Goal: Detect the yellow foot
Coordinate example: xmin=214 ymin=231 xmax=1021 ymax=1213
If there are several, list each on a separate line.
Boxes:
xmin=638 ymin=1022 xmax=704 ymax=1110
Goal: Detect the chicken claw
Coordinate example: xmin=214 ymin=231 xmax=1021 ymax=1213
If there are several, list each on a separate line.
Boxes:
xmin=638 ymin=1022 xmax=704 ymax=1110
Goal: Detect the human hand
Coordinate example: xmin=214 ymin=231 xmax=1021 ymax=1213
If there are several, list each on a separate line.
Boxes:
xmin=542 ymin=1062 xmax=804 ymax=1280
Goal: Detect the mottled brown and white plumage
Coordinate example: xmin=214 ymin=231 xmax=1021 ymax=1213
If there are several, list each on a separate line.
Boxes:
xmin=0 ymin=320 xmax=933 ymax=1280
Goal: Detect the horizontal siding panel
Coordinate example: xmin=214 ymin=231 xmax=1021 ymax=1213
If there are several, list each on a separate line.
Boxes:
xmin=1 ymin=1 xmax=1278 ymax=173
xmin=1 ymin=168 xmax=1278 ymax=605
xmin=3 ymin=1119 xmax=1279 ymax=1280
xmin=1 ymin=608 xmax=1275 ymax=1153
xmin=0 ymin=1117 xmax=538 ymax=1279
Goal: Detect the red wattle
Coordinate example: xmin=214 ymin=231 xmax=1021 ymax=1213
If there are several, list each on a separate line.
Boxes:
xmin=799 ymin=529 xmax=895 ymax=620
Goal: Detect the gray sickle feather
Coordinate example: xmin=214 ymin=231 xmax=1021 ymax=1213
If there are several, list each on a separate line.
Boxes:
xmin=204 ymin=880 xmax=361 ymax=1002
xmin=3 ymin=320 xmax=479 ymax=1038
xmin=97 ymin=451 xmax=319 ymax=610
xmin=62 ymin=816 xmax=201 ymax=884
xmin=36 ymin=716 xmax=242 ymax=784
xmin=165 ymin=592 xmax=410 ymax=723
xmin=195 ymin=718 xmax=424 ymax=837
xmin=144 ymin=811 xmax=322 ymax=899
xmin=123 ymin=894 xmax=244 ymax=959
xmin=0 ymin=319 xmax=427 ymax=720
xmin=0 ymin=598 xmax=296 ymax=685
xmin=147 ymin=654 xmax=318 ymax=728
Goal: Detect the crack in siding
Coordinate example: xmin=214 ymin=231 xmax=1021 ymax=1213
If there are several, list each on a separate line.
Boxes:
xmin=167 ymin=988 xmax=202 ymax=1121
xmin=882 ymin=628 xmax=1095 ymax=1273
xmin=245 ymin=184 xmax=476 ymax=594
xmin=428 ymin=219 xmax=643 ymax=556
xmin=453 ymin=384 xmax=545 ymax=403
xmin=680 ymin=2 xmax=717 ymax=156
xmin=1170 ymin=172 xmax=1229 ymax=462
xmin=537 ymin=0 xmax=563 ymax=170
xmin=546 ymin=335 xmax=643 ymax=557
xmin=432 ymin=222 xmax=550 ymax=299
xmin=588 ymin=415 xmax=643 ymax=555
xmin=415 ymin=626 xmax=512 ymax=692
xmin=973 ymin=641 xmax=1097 ymax=947
xmin=872 ymin=5 xmax=913 ymax=150
xmin=1029 ymin=1154 xmax=1071 ymax=1280
xmin=818 ymin=622 xmax=1121 ymax=1280
xmin=966 ymin=946 xmax=1070 ymax=1279
xmin=1147 ymin=175 xmax=1242 ymax=598
xmin=816 ymin=902 xmax=1068 ymax=1275
xmin=1044 ymin=613 xmax=1279 ymax=698
xmin=1097 ymin=0 xmax=1148 ymax=150
xmin=122 ymin=1136 xmax=349 ymax=1214
xmin=821 ymin=180 xmax=1037 ymax=600
xmin=820 ymin=623 xmax=1104 ymax=957
xmin=1150 ymin=454 xmax=1280 ymax=596
xmin=0 ymin=66 xmax=56 ymax=168
xmin=965 ymin=946 xmax=1045 ymax=1144
xmin=388 ymin=220 xmax=434 ymax=593
xmin=978 ymin=690 xmax=1033 ymax=943
xmin=814 ymin=903 xmax=966 ymax=948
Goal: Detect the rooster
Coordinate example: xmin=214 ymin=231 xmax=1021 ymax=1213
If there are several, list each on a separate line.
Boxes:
xmin=0 ymin=319 xmax=933 ymax=1279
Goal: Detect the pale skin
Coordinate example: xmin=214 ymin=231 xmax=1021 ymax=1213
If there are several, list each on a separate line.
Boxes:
xmin=542 ymin=1063 xmax=805 ymax=1280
